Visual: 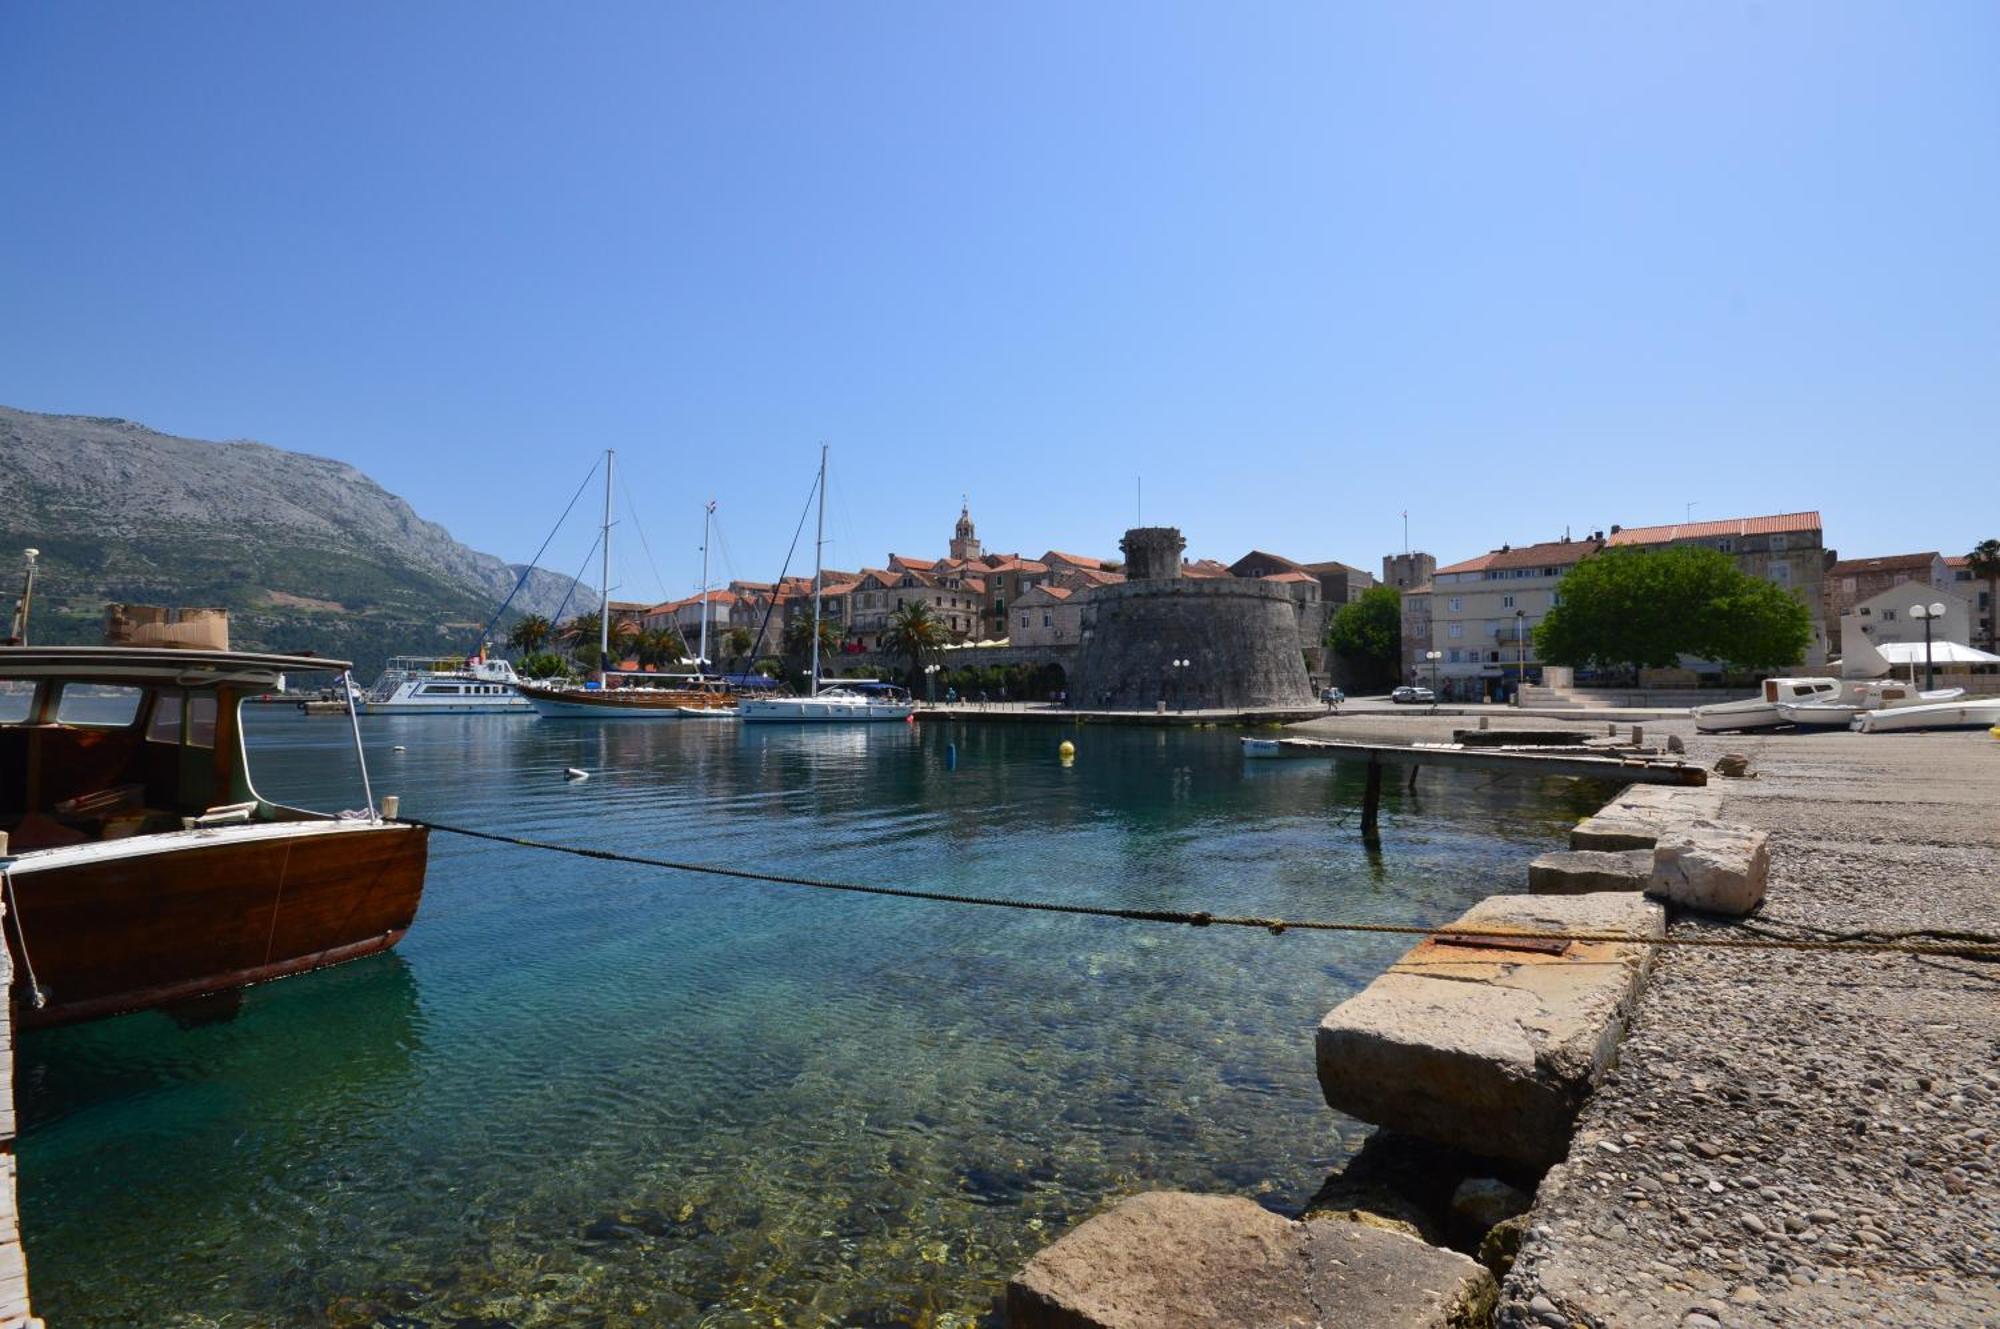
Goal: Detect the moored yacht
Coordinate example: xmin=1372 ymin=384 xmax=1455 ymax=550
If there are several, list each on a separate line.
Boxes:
xmin=360 ymin=654 xmax=533 ymax=714
xmin=520 ymin=671 xmax=739 ymax=718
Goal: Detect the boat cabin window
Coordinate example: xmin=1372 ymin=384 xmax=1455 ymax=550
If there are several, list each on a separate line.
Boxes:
xmin=0 ymin=681 xmax=32 ymax=725
xmin=55 ymin=684 xmax=145 ymax=727
xmin=145 ymin=692 xmax=217 ymax=748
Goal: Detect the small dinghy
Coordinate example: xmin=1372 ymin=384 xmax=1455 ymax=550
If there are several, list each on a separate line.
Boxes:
xmin=563 ymin=767 xmax=590 ymax=781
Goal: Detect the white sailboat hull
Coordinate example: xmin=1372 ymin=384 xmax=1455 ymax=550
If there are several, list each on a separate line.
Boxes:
xmin=740 ymin=697 xmax=914 ymax=723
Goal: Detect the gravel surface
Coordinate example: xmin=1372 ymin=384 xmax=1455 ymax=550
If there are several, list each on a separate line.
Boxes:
xmin=1484 ymin=721 xmax=2000 ymax=1328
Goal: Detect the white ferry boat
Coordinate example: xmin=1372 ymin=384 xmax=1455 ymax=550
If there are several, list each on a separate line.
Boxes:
xmin=360 ymin=655 xmax=534 ymax=715
xmin=741 ymin=681 xmax=915 ymax=723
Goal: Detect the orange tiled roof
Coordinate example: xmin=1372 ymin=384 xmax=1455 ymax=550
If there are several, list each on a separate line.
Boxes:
xmin=1043 ymin=550 xmax=1109 ymax=570
xmin=1605 ymin=512 xmax=1820 ymax=546
xmin=1827 ymin=552 xmax=1941 ymax=577
xmin=1182 ymin=559 xmax=1234 ymax=579
xmin=1436 ymin=538 xmax=1601 ymax=576
xmin=1261 ymin=570 xmax=1319 ymax=584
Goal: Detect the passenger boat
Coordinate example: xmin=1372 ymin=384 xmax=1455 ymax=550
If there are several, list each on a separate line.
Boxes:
xmin=740 ymin=447 xmax=916 ymax=725
xmin=0 ymin=646 xmax=427 ymax=1026
xmin=1775 ymin=681 xmax=1966 ymax=728
xmin=360 ymin=654 xmax=533 ymax=714
xmin=1850 ymin=696 xmax=2000 ymax=733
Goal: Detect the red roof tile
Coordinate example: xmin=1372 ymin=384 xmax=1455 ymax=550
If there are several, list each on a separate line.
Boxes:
xmin=1605 ymin=512 xmax=1821 ymax=546
xmin=1436 ymin=538 xmax=1601 ymax=576
xmin=1827 ymin=552 xmax=1942 ymax=576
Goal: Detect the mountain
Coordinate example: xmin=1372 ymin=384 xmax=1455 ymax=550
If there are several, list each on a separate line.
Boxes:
xmin=0 ymin=405 xmax=592 ymax=677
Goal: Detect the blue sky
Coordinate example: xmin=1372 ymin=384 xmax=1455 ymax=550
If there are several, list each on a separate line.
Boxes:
xmin=4 ymin=3 xmax=1995 ymax=603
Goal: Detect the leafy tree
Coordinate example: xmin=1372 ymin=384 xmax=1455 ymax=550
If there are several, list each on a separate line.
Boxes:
xmin=516 ymin=651 xmax=572 ymax=680
xmin=781 ymin=615 xmax=846 ymax=672
xmin=723 ymin=626 xmax=754 ymax=669
xmin=1534 ymin=545 xmax=1810 ymax=673
xmin=635 ymin=626 xmax=686 ymax=669
xmin=506 ymin=613 xmax=552 ymax=655
xmin=1325 ymin=585 xmax=1402 ymax=689
xmin=1969 ymin=538 xmax=2000 ymax=650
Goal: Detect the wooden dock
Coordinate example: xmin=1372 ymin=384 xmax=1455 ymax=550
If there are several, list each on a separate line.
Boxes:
xmin=0 ymin=897 xmax=42 ymax=1328
xmin=1242 ymin=735 xmax=1706 ymax=839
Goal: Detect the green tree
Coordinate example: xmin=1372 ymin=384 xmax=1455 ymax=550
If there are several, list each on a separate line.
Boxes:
xmin=1534 ymin=545 xmax=1810 ymax=674
xmin=723 ymin=626 xmax=754 ymax=670
xmin=1325 ymin=585 xmax=1402 ymax=689
xmin=516 ymin=651 xmax=571 ymax=680
xmin=884 ymin=600 xmax=948 ymax=688
xmin=634 ymin=626 xmax=686 ymax=669
xmin=782 ymin=615 xmax=846 ymax=673
xmin=1968 ymin=539 xmax=2000 ymax=651
xmin=506 ymin=613 xmax=552 ymax=655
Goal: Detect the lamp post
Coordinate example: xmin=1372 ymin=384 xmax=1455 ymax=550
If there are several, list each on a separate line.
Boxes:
xmin=923 ymin=661 xmax=941 ymax=704
xmin=1911 ymin=602 xmax=1946 ymax=691
xmin=1170 ymin=657 xmax=1190 ymax=711
xmin=1424 ymin=649 xmax=1442 ymax=708
xmin=1514 ymin=609 xmax=1527 ymax=704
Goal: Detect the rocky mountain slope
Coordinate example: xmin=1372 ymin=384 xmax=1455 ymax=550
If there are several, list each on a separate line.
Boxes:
xmin=0 ymin=405 xmax=588 ymax=675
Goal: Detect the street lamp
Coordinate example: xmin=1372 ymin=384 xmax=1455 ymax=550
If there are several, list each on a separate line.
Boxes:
xmin=1424 ymin=649 xmax=1442 ymax=708
xmin=1514 ymin=609 xmax=1527 ymax=704
xmin=1170 ymin=657 xmax=1191 ymax=712
xmin=1910 ymin=602 xmax=1946 ymax=690
xmin=923 ymin=661 xmax=942 ymax=704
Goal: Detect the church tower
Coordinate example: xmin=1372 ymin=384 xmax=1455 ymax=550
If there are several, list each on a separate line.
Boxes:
xmin=949 ymin=499 xmax=982 ymax=562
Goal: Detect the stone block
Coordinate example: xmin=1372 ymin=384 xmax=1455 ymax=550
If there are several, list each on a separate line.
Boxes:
xmin=1528 ymin=849 xmax=1654 ymax=895
xmin=1569 ymin=783 xmax=1724 ymax=851
xmin=1568 ymin=816 xmax=1661 ymax=851
xmin=1316 ymin=894 xmax=1664 ymax=1170
xmin=1007 ymin=1191 xmax=1495 ymax=1329
xmin=1647 ymin=825 xmax=1769 ymax=916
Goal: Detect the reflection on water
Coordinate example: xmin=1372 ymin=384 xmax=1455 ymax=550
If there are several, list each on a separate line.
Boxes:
xmin=20 ymin=713 xmax=1602 ymax=1327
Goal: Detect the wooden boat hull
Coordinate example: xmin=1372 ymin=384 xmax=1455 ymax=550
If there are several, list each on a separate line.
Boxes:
xmin=520 ymin=684 xmax=737 ymax=718
xmin=4 ymin=820 xmax=428 ymax=1027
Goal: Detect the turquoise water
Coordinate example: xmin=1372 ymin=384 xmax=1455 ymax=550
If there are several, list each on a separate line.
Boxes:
xmin=18 ymin=713 xmax=1600 ymax=1328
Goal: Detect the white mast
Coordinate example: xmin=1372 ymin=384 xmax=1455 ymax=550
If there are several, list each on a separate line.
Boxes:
xmin=598 ymin=448 xmax=614 ymax=682
xmin=809 ymin=444 xmax=827 ymax=696
xmin=699 ymin=500 xmax=712 ymax=676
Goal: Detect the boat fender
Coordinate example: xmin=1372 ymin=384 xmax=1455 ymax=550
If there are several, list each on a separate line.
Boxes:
xmin=564 ymin=767 xmax=590 ymax=782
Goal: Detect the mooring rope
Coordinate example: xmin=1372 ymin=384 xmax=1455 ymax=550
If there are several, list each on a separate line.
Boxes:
xmin=402 ymin=818 xmax=2000 ymax=961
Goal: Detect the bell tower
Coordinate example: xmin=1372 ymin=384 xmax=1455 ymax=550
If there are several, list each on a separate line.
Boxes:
xmin=950 ymin=498 xmax=982 ymax=562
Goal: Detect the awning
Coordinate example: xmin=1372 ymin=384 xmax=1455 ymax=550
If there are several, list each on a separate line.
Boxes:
xmin=1868 ymin=641 xmax=2000 ymax=666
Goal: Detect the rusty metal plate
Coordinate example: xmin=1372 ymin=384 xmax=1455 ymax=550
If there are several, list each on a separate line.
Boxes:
xmin=1431 ymin=932 xmax=1572 ymax=956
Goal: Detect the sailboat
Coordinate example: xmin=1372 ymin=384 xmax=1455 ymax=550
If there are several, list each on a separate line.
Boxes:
xmin=741 ymin=447 xmax=915 ymax=724
xmin=517 ymin=450 xmax=737 ymax=719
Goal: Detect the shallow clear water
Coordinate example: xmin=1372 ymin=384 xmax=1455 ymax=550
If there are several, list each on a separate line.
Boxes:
xmin=19 ymin=713 xmax=1602 ymax=1328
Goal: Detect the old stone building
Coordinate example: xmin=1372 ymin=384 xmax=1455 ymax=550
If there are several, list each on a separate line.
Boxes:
xmin=1429 ymin=536 xmax=1600 ymax=699
xmin=1823 ymin=552 xmax=1953 ymax=656
xmin=1070 ymin=527 xmax=1314 ymax=711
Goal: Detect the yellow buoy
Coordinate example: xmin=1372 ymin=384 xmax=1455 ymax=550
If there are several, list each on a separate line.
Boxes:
xmin=1058 ymin=739 xmax=1076 ymax=759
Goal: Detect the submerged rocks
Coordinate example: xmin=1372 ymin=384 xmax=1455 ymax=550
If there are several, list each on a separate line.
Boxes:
xmin=1006 ymin=1191 xmax=1494 ymax=1329
xmin=1316 ymin=893 xmax=1665 ymax=1169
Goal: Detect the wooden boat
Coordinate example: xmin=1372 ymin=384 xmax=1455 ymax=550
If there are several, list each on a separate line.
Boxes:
xmin=519 ymin=674 xmax=740 ymax=718
xmin=1849 ymin=696 xmax=2000 ymax=733
xmin=0 ymin=646 xmax=427 ymax=1026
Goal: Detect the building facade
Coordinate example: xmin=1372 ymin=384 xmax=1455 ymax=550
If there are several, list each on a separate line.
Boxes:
xmin=1947 ymin=556 xmax=1997 ymax=651
xmin=1824 ymin=552 xmax=1952 ymax=656
xmin=1429 ymin=537 xmax=1601 ymax=699
xmin=1848 ymin=583 xmax=1972 ymax=649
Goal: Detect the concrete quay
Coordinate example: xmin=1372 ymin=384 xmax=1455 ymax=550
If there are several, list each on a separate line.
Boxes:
xmin=1495 ymin=720 xmax=2000 ymax=1328
xmin=914 ymin=701 xmax=1325 ymax=726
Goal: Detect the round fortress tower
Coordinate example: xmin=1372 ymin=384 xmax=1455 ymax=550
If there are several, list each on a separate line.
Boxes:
xmin=1071 ymin=527 xmax=1315 ymax=711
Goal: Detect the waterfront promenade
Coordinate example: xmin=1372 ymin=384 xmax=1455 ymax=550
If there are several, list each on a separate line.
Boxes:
xmin=1293 ymin=709 xmax=2000 ymax=1326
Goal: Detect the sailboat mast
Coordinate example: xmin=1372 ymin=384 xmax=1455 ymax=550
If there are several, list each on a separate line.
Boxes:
xmin=699 ymin=500 xmax=711 ymax=676
xmin=809 ymin=444 xmax=826 ymax=696
xmin=598 ymin=448 xmax=614 ymax=682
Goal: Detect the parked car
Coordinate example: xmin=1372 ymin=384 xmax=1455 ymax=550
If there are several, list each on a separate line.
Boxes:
xmin=1320 ymin=687 xmax=1345 ymax=706
xmin=1391 ymin=686 xmax=1418 ymax=703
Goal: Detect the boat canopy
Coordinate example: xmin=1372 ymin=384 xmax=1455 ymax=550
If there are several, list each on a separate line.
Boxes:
xmin=0 ymin=646 xmax=349 ymax=689
xmin=1869 ymin=641 xmax=2000 ymax=666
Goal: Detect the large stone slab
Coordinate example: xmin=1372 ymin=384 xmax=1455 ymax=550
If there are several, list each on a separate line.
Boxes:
xmin=1007 ymin=1191 xmax=1495 ymax=1329
xmin=1528 ymin=848 xmax=1654 ymax=895
xmin=1647 ymin=824 xmax=1769 ymax=916
xmin=1316 ymin=894 xmax=1664 ymax=1169
xmin=1570 ymin=783 xmax=1725 ymax=850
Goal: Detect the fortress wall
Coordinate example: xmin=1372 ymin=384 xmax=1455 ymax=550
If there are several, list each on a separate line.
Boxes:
xmin=1071 ymin=578 xmax=1314 ymax=711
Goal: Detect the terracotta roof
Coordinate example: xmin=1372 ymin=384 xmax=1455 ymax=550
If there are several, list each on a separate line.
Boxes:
xmin=1605 ymin=511 xmax=1821 ymax=546
xmin=1436 ymin=538 xmax=1602 ymax=576
xmin=818 ymin=581 xmax=856 ymax=597
xmin=960 ymin=576 xmax=987 ymax=594
xmin=1230 ymin=550 xmax=1304 ymax=573
xmin=1304 ymin=560 xmax=1366 ymax=576
xmin=888 ymin=554 xmax=945 ymax=574
xmin=983 ymin=556 xmax=1049 ymax=574
xmin=1261 ymin=570 xmax=1320 ymax=584
xmin=1042 ymin=550 xmax=1109 ymax=570
xmin=1827 ymin=552 xmax=1942 ymax=576
xmin=1947 ymin=556 xmax=1971 ymax=569
xmin=1182 ymin=559 xmax=1234 ymax=579
xmin=1018 ymin=583 xmax=1074 ymax=604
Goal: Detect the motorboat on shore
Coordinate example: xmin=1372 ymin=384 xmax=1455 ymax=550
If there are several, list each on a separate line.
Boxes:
xmin=1693 ymin=677 xmax=1846 ymax=733
xmin=1850 ymin=696 xmax=2000 ymax=733
xmin=0 ymin=645 xmax=427 ymax=1026
xmin=1776 ymin=681 xmax=1966 ymax=728
xmin=361 ymin=654 xmax=533 ymax=714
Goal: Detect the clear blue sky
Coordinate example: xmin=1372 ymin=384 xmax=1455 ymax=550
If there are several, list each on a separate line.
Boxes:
xmin=4 ymin=3 xmax=1995 ymax=603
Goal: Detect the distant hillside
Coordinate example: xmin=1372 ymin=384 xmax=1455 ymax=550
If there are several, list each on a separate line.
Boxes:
xmin=0 ymin=406 xmax=590 ymax=677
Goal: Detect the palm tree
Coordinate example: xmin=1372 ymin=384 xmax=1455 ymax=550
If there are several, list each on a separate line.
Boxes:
xmin=507 ymin=613 xmax=552 ymax=655
xmin=781 ymin=615 xmax=846 ymax=684
xmin=723 ymin=626 xmax=754 ymax=671
xmin=884 ymin=600 xmax=947 ymax=689
xmin=635 ymin=627 xmax=685 ymax=670
xmin=1969 ymin=539 xmax=2000 ymax=652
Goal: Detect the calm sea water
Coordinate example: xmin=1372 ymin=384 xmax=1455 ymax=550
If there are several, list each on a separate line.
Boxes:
xmin=18 ymin=711 xmax=1601 ymax=1328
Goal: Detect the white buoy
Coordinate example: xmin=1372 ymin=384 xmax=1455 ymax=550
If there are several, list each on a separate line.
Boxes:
xmin=392 ymin=745 xmax=406 ymax=752
xmin=564 ymin=767 xmax=589 ymax=782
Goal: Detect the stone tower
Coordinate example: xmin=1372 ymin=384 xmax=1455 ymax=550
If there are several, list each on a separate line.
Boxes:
xmin=1382 ymin=551 xmax=1436 ymax=590
xmin=950 ymin=500 xmax=982 ymax=562
xmin=1119 ymin=527 xmax=1186 ymax=581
